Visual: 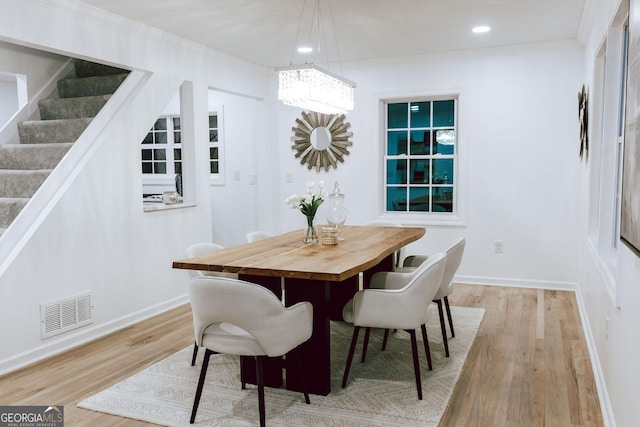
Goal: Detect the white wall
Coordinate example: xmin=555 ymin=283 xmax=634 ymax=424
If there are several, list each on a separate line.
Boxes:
xmin=1 ymin=1 xmax=638 ymax=425
xmin=578 ymin=0 xmax=640 ymax=425
xmin=0 ymin=41 xmax=71 ymax=144
xmin=0 ymin=78 xmax=18 ymax=125
xmin=0 ymin=0 xmax=270 ymax=373
xmin=273 ymin=40 xmax=585 ymax=289
xmin=207 ymin=90 xmax=270 ymax=247
xmin=0 ymin=40 xmax=68 ymax=104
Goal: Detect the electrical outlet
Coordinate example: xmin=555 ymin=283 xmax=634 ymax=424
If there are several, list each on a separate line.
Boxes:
xmin=285 ymin=172 xmax=293 ymax=183
xmin=233 ymin=170 xmax=241 ymax=181
xmin=494 ymin=240 xmax=503 ymax=253
xmin=249 ymin=174 xmax=258 ymax=185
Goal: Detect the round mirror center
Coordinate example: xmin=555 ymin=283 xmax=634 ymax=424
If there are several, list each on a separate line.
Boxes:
xmin=310 ymin=126 xmax=331 ymax=150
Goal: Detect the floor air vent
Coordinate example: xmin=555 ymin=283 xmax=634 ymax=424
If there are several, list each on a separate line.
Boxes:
xmin=40 ymin=292 xmax=93 ymax=339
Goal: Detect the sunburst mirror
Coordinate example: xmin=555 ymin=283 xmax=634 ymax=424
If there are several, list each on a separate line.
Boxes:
xmin=290 ymin=111 xmax=353 ymax=172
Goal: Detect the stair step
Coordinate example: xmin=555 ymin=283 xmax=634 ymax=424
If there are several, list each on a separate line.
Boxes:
xmin=0 ymin=170 xmax=51 ymax=198
xmin=0 ymin=198 xmax=29 ymax=228
xmin=39 ymin=95 xmax=111 ymax=120
xmin=0 ymin=143 xmax=73 ymax=169
xmin=17 ymin=118 xmax=92 ymax=144
xmin=57 ymin=73 xmax=128 ymax=98
xmin=74 ymin=60 xmax=129 ymax=78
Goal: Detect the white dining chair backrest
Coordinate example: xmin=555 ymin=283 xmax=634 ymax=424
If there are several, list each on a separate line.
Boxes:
xmin=246 ymin=231 xmax=273 ymax=243
xmin=350 ymin=252 xmax=447 ymax=330
xmin=435 ymin=237 xmax=465 ymax=299
xmin=185 ymin=242 xmax=231 ymax=279
xmin=364 ymin=220 xmax=404 ymax=268
xmin=190 ymin=276 xmax=313 ymax=357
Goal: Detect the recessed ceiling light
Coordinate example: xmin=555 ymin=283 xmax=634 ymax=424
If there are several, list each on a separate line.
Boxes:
xmin=297 ymin=46 xmax=313 ymax=53
xmin=472 ymin=26 xmax=491 ymax=33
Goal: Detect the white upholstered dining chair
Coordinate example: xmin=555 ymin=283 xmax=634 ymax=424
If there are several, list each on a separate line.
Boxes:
xmin=401 ymin=237 xmax=466 ymax=357
xmin=364 ymin=220 xmax=405 ymax=268
xmin=246 ymin=230 xmax=273 ymax=242
xmin=185 ymin=242 xmax=238 ymax=365
xmin=340 ymin=252 xmax=447 ymax=400
xmin=189 ymin=276 xmax=313 ymax=426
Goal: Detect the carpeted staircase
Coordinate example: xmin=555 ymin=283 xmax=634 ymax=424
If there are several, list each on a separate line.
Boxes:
xmin=0 ymin=60 xmax=129 ymax=237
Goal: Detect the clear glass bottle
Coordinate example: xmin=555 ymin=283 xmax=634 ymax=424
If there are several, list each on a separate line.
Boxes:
xmin=326 ymin=182 xmax=347 ymax=234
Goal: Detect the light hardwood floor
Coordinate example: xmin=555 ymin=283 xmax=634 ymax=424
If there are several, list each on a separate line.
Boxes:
xmin=0 ymin=285 xmax=603 ymax=426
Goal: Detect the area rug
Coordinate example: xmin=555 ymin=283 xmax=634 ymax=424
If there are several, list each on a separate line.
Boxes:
xmin=78 ymin=306 xmax=485 ymax=426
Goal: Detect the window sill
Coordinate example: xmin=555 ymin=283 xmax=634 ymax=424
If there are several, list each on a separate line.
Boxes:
xmin=376 ymin=213 xmax=466 ymax=228
xmin=143 ymin=201 xmax=197 ymax=212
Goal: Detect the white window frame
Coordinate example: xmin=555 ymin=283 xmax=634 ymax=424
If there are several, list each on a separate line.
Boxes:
xmin=141 ymin=116 xmax=182 ymax=196
xmin=588 ymin=4 xmax=629 ymax=304
xmin=208 ymin=106 xmax=225 ymax=186
xmin=381 ymin=94 xmax=463 ymax=226
xmin=613 ymin=20 xmax=628 ymax=252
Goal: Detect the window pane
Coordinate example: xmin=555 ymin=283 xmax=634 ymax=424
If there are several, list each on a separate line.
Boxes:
xmin=173 ymin=117 xmax=181 ymax=130
xmin=432 ymin=187 xmax=453 ymax=212
xmin=142 ymin=163 xmax=152 ymax=174
xmin=154 ymin=119 xmax=167 ymax=130
xmin=432 ymin=158 xmax=453 ymax=184
xmin=154 ymin=162 xmax=166 ymax=174
xmin=409 ymin=188 xmax=430 ymax=211
xmin=154 ymin=149 xmax=166 ymax=161
xmin=155 ymin=132 xmax=167 ymax=144
xmin=173 ymin=131 xmax=181 ymax=144
xmin=387 ymin=131 xmax=408 ymax=155
xmin=435 ymin=130 xmax=455 ymax=154
xmin=142 ymin=133 xmax=153 ymax=144
xmin=410 ymin=102 xmax=430 ymax=127
xmin=410 ymin=130 xmax=430 ymax=155
xmin=208 ymin=114 xmax=221 ymax=176
xmin=387 ymin=159 xmax=407 ymax=184
xmin=174 ymin=162 xmax=182 ymax=174
xmin=174 ymin=148 xmax=182 ymax=160
xmin=141 ymin=149 xmax=152 ymax=161
xmin=387 ymin=186 xmax=406 ymax=211
xmin=387 ymin=103 xmax=408 ymax=128
xmin=433 ymin=100 xmax=455 ymax=127
xmin=410 ymin=159 xmax=430 ymax=184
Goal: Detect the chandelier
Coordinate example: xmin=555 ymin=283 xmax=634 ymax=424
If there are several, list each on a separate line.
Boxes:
xmin=276 ymin=0 xmax=356 ymax=114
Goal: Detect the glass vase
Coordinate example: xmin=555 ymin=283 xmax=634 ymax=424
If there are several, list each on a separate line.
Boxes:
xmin=303 ymin=215 xmax=319 ymax=243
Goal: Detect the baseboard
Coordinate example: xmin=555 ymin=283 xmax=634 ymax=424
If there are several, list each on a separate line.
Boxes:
xmin=573 ymin=286 xmax=616 ymax=427
xmin=0 ymin=294 xmax=189 ymax=377
xmin=455 ymin=274 xmax=578 ymax=291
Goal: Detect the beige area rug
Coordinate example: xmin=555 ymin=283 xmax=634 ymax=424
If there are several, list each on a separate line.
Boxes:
xmin=78 ymin=305 xmax=484 ymax=426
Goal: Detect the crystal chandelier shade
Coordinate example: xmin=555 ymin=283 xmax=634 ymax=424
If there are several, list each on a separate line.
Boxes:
xmin=277 ymin=64 xmax=355 ymax=114
xmin=276 ymin=0 xmax=356 ymax=114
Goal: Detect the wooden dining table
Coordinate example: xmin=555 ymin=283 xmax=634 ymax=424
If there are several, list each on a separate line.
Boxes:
xmin=172 ymin=225 xmax=425 ymax=395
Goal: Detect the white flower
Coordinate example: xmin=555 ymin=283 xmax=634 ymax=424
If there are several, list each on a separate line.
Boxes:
xmin=285 ymin=194 xmax=303 ymax=209
xmin=286 ymin=183 xmax=325 ymax=217
xmin=305 ymin=181 xmax=315 ymax=194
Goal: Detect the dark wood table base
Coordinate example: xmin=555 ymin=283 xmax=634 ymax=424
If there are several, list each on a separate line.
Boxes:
xmin=238 ymin=254 xmax=394 ymax=396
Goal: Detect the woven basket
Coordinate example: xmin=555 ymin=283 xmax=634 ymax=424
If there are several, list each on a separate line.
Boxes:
xmin=321 ymin=227 xmax=338 ymax=245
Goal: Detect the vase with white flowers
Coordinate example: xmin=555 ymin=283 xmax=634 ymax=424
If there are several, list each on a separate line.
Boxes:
xmin=285 ymin=181 xmax=325 ymax=243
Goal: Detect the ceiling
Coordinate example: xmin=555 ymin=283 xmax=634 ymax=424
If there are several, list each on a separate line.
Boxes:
xmin=76 ymin=0 xmax=587 ymax=69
